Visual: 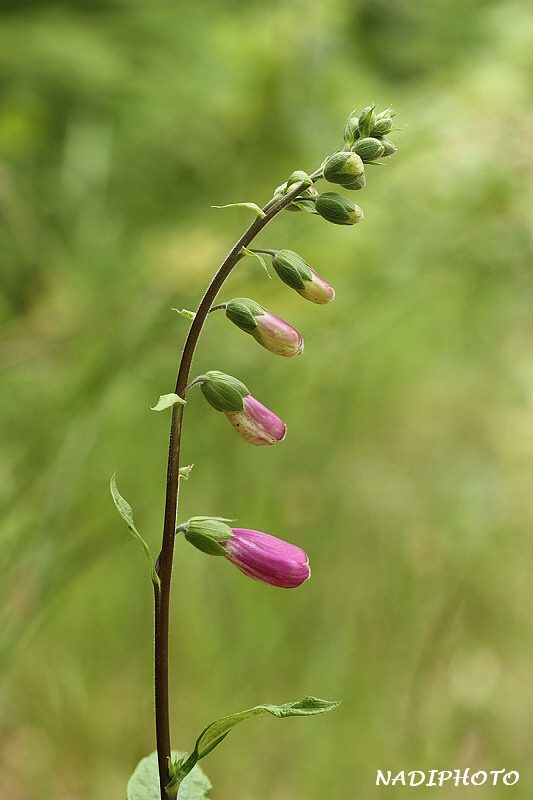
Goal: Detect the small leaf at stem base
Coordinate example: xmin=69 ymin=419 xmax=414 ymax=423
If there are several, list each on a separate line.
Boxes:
xmin=166 ymin=696 xmax=341 ymax=788
xmin=127 ymin=751 xmax=212 ymax=800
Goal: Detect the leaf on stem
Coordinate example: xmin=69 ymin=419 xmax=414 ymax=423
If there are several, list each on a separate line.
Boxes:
xmin=110 ymin=474 xmax=159 ymax=587
xmin=127 ymin=751 xmax=212 ymax=800
xmin=212 ymin=202 xmax=266 ymax=219
xmin=240 ymin=247 xmax=272 ymax=278
xmin=172 ymin=308 xmax=197 ymax=320
xmin=151 ymin=393 xmax=186 ymax=412
xmin=166 ymin=696 xmax=341 ymax=789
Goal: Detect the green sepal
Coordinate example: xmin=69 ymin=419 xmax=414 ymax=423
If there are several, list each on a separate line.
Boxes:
xmin=200 ymin=370 xmax=249 ymax=412
xmin=127 ymin=750 xmax=212 ymax=800
xmin=172 ymin=308 xmax=196 ymax=320
xmin=166 ymin=697 xmax=342 ymax=790
xmin=271 ymin=249 xmax=313 ymax=291
xmin=212 ymin=201 xmax=266 ymax=219
xmin=110 ymin=474 xmax=159 ymax=587
xmin=151 ymin=393 xmax=186 ymax=411
xmin=240 ymin=247 xmax=271 ymax=278
xmin=182 ymin=516 xmax=234 ymax=557
xmin=225 ymin=297 xmax=264 ymax=333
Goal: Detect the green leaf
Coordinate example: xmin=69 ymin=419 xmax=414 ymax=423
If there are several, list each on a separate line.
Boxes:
xmin=151 ymin=393 xmax=186 ymax=412
xmin=240 ymin=247 xmax=271 ymax=278
xmin=168 ymin=697 xmax=341 ymax=787
xmin=127 ymin=751 xmax=211 ymax=800
xmin=172 ymin=308 xmax=197 ymax=320
xmin=212 ymin=201 xmax=266 ymax=219
xmin=110 ymin=474 xmax=159 ymax=587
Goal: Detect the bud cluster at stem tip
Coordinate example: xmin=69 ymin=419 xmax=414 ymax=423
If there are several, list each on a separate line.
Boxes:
xmin=342 ymin=104 xmax=398 ymax=162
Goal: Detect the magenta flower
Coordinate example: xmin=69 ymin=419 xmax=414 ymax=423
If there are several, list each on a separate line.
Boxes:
xmin=224 ymin=394 xmax=286 ymax=446
xmin=297 ymin=268 xmax=335 ymax=304
xmin=252 ymin=311 xmax=304 ymax=357
xmin=221 ymin=528 xmax=311 ymax=588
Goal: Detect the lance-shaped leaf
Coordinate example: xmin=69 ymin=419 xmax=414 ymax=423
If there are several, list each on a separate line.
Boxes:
xmin=110 ymin=474 xmax=159 ymax=587
xmin=127 ymin=751 xmax=211 ymax=800
xmin=167 ymin=696 xmax=341 ymax=789
xmin=212 ymin=201 xmax=266 ymax=219
xmin=151 ymin=393 xmax=186 ymax=412
xmin=240 ymin=247 xmax=271 ymax=278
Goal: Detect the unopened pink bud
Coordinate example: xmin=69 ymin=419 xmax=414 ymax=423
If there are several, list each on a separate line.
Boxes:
xmin=252 ymin=311 xmax=304 ymax=357
xmin=222 ymin=528 xmax=311 ymax=588
xmin=297 ymin=268 xmax=335 ymax=304
xmin=224 ymin=395 xmax=286 ymax=446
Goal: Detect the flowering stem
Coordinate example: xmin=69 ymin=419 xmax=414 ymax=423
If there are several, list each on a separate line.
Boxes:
xmin=153 ymin=171 xmax=321 ymax=798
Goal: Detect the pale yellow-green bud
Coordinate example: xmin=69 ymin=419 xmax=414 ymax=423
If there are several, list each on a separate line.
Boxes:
xmin=315 ymin=192 xmax=364 ymax=226
xmin=323 ymin=152 xmax=364 ymax=189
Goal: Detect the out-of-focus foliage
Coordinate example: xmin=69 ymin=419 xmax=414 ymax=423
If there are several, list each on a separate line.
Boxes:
xmin=1 ymin=1 xmax=533 ymax=798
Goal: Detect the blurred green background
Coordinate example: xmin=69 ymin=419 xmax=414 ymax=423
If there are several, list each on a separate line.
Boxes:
xmin=1 ymin=0 xmax=533 ymax=798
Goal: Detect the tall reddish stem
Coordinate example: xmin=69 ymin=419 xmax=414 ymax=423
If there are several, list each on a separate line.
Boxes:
xmin=153 ymin=175 xmax=319 ymax=797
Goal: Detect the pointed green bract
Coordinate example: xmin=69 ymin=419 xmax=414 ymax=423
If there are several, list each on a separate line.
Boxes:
xmin=212 ymin=201 xmax=266 ymax=219
xmin=151 ymin=393 xmax=186 ymax=412
xmin=110 ymin=474 xmax=159 ymax=587
xmin=240 ymin=247 xmax=272 ymax=278
xmin=166 ymin=696 xmax=341 ymax=789
xmin=127 ymin=751 xmax=211 ymax=800
xmin=172 ymin=308 xmax=197 ymax=320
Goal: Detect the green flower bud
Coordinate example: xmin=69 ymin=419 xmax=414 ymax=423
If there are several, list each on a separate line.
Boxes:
xmin=271 ymin=250 xmax=312 ymax=291
xmin=351 ymin=137 xmax=385 ymax=162
xmin=323 ymin=152 xmax=364 ymax=188
xmin=183 ymin=516 xmax=234 ymax=556
xmin=343 ymin=112 xmax=360 ymax=147
xmin=286 ymin=170 xmax=312 ymax=188
xmin=370 ymin=117 xmax=394 ymax=137
xmin=357 ymin=106 xmax=376 ymax=139
xmin=200 ymin=370 xmax=249 ymax=412
xmin=380 ymin=137 xmax=397 ymax=157
xmin=225 ymin=298 xmax=265 ymax=333
xmin=315 ymin=192 xmax=364 ymax=226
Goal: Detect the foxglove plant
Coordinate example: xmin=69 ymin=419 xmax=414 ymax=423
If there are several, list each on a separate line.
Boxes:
xmin=111 ymin=104 xmax=401 ymax=799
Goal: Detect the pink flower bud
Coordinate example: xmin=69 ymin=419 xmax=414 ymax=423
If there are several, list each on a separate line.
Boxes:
xmin=297 ymin=268 xmax=335 ymax=304
xmin=222 ymin=528 xmax=311 ymax=588
xmin=252 ymin=311 xmax=304 ymax=357
xmin=224 ymin=395 xmax=286 ymax=446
